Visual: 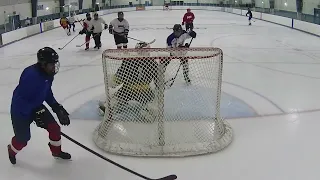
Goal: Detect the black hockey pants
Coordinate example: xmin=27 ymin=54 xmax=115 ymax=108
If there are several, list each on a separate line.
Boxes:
xmin=185 ymin=23 xmax=194 ymax=31
xmin=93 ymin=32 xmax=102 ymax=47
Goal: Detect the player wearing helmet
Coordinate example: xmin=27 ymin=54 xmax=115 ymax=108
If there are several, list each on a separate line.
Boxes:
xmin=7 ymin=47 xmax=71 ymax=165
xmin=79 ymin=13 xmax=93 ymax=50
xmin=109 ymin=11 xmax=130 ymax=49
xmin=90 ymin=13 xmax=107 ymax=49
xmin=60 ymin=15 xmax=70 ymax=36
xmin=164 ymin=24 xmax=197 ymax=85
xmin=182 ymin=8 xmax=195 ymax=31
xmin=98 ymin=42 xmax=158 ymax=116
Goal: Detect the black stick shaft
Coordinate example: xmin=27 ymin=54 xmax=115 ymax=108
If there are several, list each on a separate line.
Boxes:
xmin=59 ymin=34 xmax=79 ymax=50
xmin=61 ymin=132 xmax=176 ymax=180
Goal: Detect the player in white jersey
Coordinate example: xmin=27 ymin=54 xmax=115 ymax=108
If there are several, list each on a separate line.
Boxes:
xmin=68 ymin=13 xmax=76 ymax=33
xmin=164 ymin=24 xmax=196 ymax=84
xmin=91 ymin=13 xmax=108 ymax=49
xmin=109 ymin=11 xmax=129 ymax=49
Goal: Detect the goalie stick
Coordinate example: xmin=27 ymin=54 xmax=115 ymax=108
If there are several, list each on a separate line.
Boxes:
xmin=61 ymin=132 xmax=177 ymax=180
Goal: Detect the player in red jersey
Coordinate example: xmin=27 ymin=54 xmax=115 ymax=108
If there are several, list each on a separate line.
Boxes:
xmin=79 ymin=13 xmax=93 ymax=50
xmin=182 ymin=8 xmax=195 ymax=31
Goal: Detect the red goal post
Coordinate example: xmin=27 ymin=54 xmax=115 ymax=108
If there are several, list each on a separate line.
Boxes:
xmin=93 ymin=47 xmax=233 ymax=157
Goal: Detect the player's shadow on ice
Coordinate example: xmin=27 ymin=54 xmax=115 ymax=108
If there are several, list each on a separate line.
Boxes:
xmin=12 ymin=157 xmax=112 ymax=180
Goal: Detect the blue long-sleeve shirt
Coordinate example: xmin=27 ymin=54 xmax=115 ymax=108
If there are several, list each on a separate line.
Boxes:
xmin=11 ymin=64 xmax=58 ymax=120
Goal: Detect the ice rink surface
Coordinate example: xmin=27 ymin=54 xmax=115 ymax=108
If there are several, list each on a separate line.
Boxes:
xmin=1 ymin=9 xmax=320 ymax=180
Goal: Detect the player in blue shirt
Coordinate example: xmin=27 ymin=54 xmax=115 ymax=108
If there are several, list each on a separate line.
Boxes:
xmin=165 ymin=24 xmax=196 ymax=85
xmin=8 ymin=47 xmax=71 ymax=165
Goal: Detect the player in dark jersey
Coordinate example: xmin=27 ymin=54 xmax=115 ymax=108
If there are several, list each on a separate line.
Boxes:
xmin=8 ymin=47 xmax=71 ymax=165
xmin=246 ymin=8 xmax=253 ymax=25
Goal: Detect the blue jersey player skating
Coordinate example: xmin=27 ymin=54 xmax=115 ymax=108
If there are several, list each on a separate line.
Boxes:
xmin=8 ymin=47 xmax=71 ymax=165
xmin=246 ymin=8 xmax=253 ymax=25
xmin=164 ymin=24 xmax=196 ymax=85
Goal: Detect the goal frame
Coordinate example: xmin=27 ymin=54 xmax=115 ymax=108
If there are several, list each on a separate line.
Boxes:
xmin=93 ymin=47 xmax=233 ymax=157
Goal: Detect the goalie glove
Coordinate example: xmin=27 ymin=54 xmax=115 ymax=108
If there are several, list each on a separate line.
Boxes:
xmin=104 ymin=24 xmax=108 ymax=30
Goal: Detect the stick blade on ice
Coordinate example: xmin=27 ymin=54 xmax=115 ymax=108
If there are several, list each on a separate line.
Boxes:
xmin=154 ymin=174 xmax=177 ymax=180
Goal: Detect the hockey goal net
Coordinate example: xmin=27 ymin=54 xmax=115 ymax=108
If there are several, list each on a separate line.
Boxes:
xmin=93 ymin=47 xmax=233 ymax=157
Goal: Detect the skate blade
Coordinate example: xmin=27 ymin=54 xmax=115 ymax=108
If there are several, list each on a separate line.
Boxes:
xmin=54 ymin=157 xmax=72 ymax=161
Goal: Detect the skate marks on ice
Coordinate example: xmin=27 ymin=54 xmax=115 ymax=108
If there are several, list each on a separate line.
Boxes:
xmin=69 ymin=85 xmax=256 ymax=121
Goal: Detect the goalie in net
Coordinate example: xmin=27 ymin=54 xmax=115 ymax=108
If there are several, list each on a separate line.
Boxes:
xmin=98 ymin=42 xmax=159 ymax=116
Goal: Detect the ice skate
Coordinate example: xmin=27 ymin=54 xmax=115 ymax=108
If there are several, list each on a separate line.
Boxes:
xmin=7 ymin=145 xmax=16 ymax=165
xmin=53 ymin=151 xmax=71 ymax=160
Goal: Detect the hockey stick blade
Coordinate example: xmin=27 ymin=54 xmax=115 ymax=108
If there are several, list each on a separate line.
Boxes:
xmin=154 ymin=174 xmax=177 ymax=180
xmin=61 ymin=132 xmax=178 ymax=180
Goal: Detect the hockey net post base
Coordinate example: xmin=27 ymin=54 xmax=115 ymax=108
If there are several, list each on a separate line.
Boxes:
xmin=93 ymin=47 xmax=233 ymax=157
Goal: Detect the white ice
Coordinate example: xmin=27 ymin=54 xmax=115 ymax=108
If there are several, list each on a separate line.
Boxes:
xmin=1 ymin=9 xmax=320 ymax=180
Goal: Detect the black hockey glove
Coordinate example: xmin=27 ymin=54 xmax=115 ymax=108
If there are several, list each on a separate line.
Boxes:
xmin=189 ymin=30 xmax=197 ymax=38
xmin=34 ymin=105 xmax=53 ymax=128
xmin=124 ymin=29 xmax=129 ymax=38
xmin=104 ymin=24 xmax=108 ymax=30
xmin=91 ymin=26 xmax=94 ymax=31
xmin=109 ymin=25 xmax=113 ymax=34
xmin=79 ymin=29 xmax=86 ymax=35
xmin=51 ymin=103 xmax=70 ymax=126
xmin=184 ymin=43 xmax=190 ymax=48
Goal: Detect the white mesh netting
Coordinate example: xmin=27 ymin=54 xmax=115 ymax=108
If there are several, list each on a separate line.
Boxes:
xmin=92 ymin=47 xmax=233 ymax=157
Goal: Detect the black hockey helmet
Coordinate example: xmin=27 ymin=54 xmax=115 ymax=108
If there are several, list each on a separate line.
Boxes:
xmin=37 ymin=47 xmax=60 ymax=74
xmin=37 ymin=47 xmax=59 ymax=64
xmin=118 ymin=11 xmax=124 ymax=19
xmin=173 ymin=24 xmax=183 ymax=37
xmin=173 ymin=24 xmax=182 ymax=31
xmin=94 ymin=12 xmax=98 ymax=17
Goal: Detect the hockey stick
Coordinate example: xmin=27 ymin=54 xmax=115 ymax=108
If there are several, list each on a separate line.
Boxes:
xmin=164 ymin=37 xmax=194 ymax=88
xmin=60 ymin=132 xmax=177 ymax=180
xmin=127 ymin=36 xmax=156 ymax=45
xmin=58 ymin=34 xmax=80 ymax=50
xmin=76 ymin=32 xmax=101 ymax=47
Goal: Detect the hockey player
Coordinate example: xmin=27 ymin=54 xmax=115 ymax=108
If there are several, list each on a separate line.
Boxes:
xmin=164 ymin=24 xmax=196 ymax=85
xmin=98 ymin=42 xmax=158 ymax=116
xmin=109 ymin=11 xmax=129 ymax=49
xmin=182 ymin=8 xmax=195 ymax=31
xmin=60 ymin=15 xmax=70 ymax=36
xmin=79 ymin=13 xmax=92 ymax=50
xmin=91 ymin=13 xmax=107 ymax=49
xmin=7 ymin=47 xmax=71 ymax=165
xmin=246 ymin=8 xmax=253 ymax=25
xmin=68 ymin=13 xmax=76 ymax=33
